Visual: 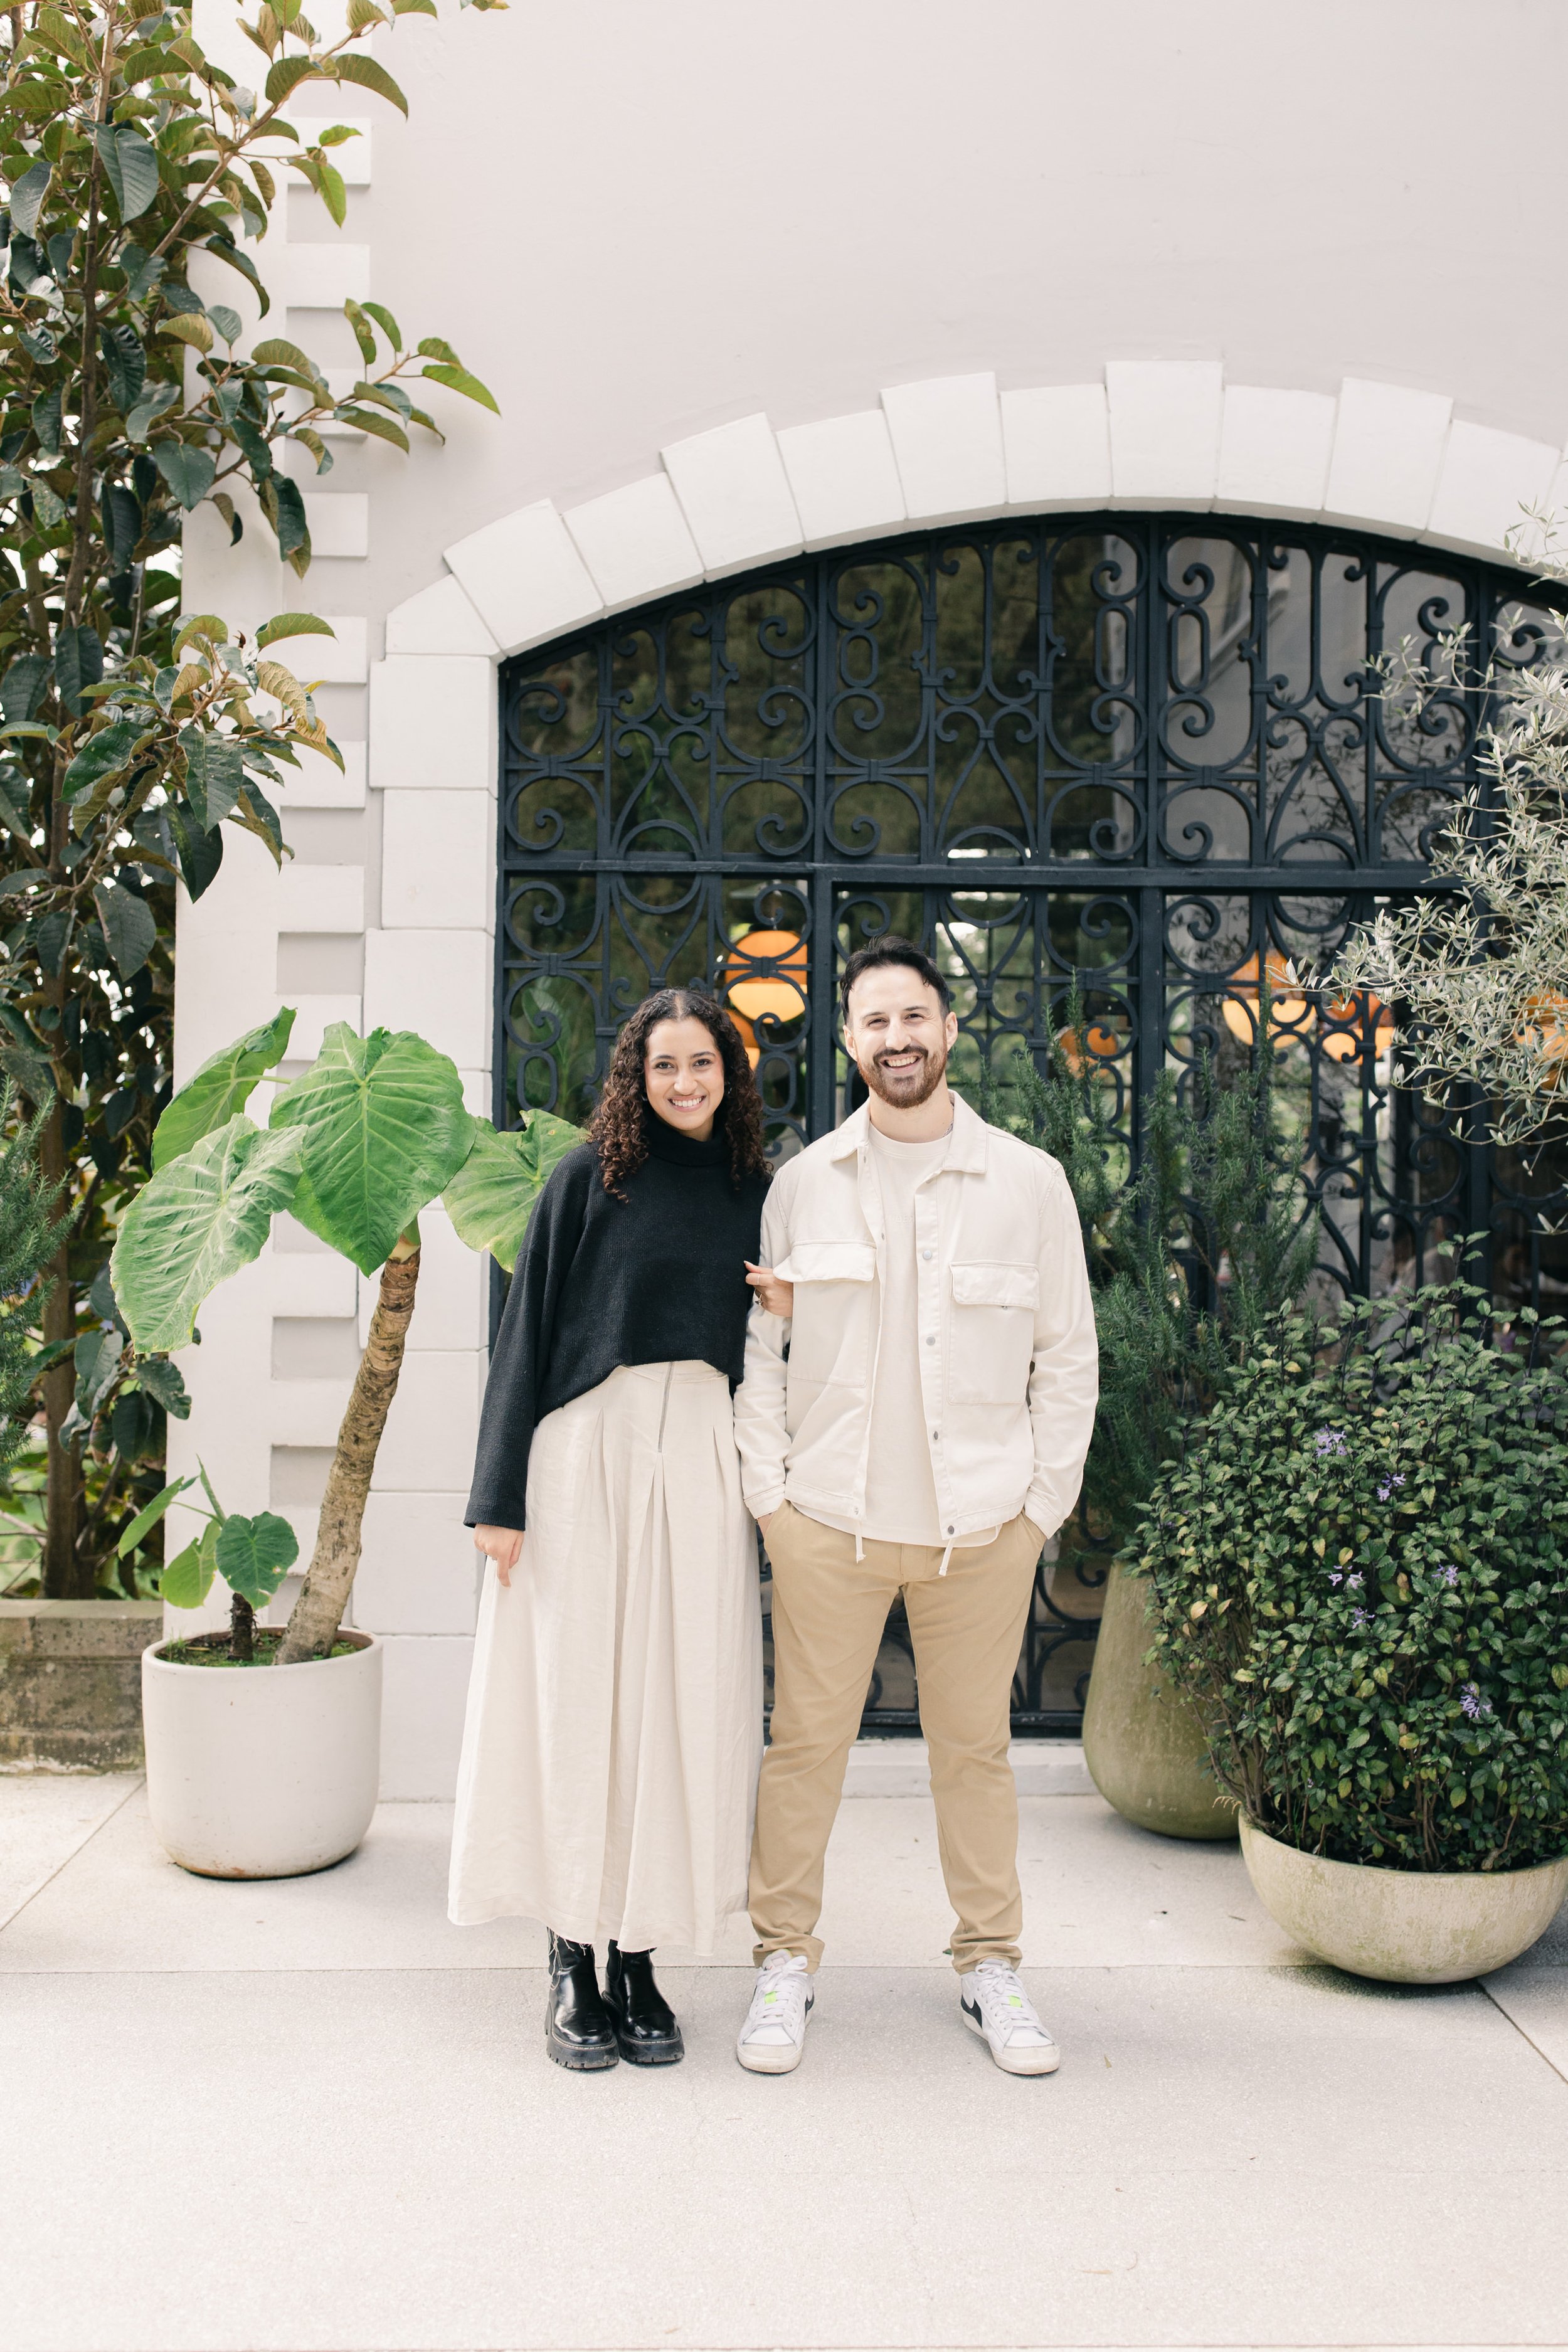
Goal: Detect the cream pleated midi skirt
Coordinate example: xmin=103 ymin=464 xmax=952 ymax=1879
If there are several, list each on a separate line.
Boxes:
xmin=448 ymin=1360 xmax=764 ymax=1952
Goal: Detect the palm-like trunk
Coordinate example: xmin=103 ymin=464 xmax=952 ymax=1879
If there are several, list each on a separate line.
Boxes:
xmin=274 ymin=1241 xmax=420 ymax=1664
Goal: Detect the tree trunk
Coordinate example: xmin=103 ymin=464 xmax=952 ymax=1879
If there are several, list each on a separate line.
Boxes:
xmin=40 ymin=1098 xmax=86 ymax=1599
xmin=274 ymin=1242 xmax=420 ymax=1664
xmin=230 ymin=1590 xmax=255 ymax=1664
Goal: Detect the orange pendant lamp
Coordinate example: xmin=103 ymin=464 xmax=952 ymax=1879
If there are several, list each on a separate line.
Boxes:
xmin=723 ymin=930 xmax=808 ymax=1066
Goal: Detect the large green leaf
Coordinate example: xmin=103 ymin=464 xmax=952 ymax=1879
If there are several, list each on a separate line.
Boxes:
xmin=160 ymin=1524 xmax=216 ymax=1611
xmin=112 ymin=1117 xmax=302 ymax=1352
xmin=152 ymin=1009 xmax=296 ymax=1169
xmin=269 ymin=1025 xmax=472 ymax=1274
xmin=442 ymin=1111 xmax=581 ymax=1272
xmin=215 ymin=1511 xmax=297 ymax=1606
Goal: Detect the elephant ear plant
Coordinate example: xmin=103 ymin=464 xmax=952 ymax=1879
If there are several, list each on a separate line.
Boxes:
xmin=109 ymin=1012 xmax=578 ymax=1665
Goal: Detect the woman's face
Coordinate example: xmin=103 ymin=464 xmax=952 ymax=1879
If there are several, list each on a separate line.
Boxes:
xmin=644 ymin=1016 xmax=725 ymax=1142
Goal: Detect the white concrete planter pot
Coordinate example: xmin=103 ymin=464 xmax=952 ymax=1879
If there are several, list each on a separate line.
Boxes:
xmin=142 ymin=1632 xmax=382 ymax=1879
xmin=1240 ymin=1815 xmax=1568 ymax=1984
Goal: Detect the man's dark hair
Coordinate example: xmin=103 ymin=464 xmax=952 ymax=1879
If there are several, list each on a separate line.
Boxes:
xmin=839 ymin=935 xmax=951 ymax=1020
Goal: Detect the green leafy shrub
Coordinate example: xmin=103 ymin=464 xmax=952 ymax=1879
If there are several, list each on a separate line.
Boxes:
xmin=1137 ymin=1285 xmax=1568 ymax=1872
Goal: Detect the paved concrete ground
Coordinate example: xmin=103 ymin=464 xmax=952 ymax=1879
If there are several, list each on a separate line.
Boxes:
xmin=3 ymin=1762 xmax=1566 ymax=2352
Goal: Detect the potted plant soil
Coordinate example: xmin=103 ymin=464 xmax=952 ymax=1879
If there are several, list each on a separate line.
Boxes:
xmin=113 ymin=1010 xmax=575 ymax=1878
xmin=1136 ymin=1284 xmax=1568 ymax=1981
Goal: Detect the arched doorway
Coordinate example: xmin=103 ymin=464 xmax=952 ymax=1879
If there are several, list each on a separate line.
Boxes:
xmin=495 ymin=512 xmax=1559 ymax=1730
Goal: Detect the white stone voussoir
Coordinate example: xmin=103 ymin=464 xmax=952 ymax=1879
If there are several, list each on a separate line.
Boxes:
xmin=1001 ymin=383 xmax=1111 ymax=511
xmin=1216 ymin=385 xmax=1338 ymax=517
xmin=384 ymin=575 xmax=500 ymax=658
xmin=443 ymin=501 xmax=603 ymax=659
xmin=776 ymin=410 xmax=908 ymax=549
xmin=1106 ymin=359 xmax=1224 ymax=507
xmin=660 ymin=413 xmax=803 ymax=578
xmin=564 ymin=472 xmax=704 ymax=611
xmin=369 ymin=655 xmax=493 ymax=794
xmin=301 ymin=493 xmax=369 ymax=561
xmin=1325 ymin=377 xmax=1453 ymax=535
xmin=881 ymin=373 xmax=1006 ymax=523
xmin=1422 ymin=420 xmax=1560 ymax=563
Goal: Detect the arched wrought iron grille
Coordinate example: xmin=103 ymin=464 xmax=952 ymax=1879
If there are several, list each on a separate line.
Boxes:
xmin=497 ymin=513 xmax=1564 ymax=1732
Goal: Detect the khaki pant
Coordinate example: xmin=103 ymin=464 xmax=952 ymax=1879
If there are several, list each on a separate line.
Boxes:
xmin=750 ymin=1503 xmax=1041 ymax=1974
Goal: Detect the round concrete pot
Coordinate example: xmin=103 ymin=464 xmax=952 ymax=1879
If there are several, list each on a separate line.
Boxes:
xmin=142 ymin=1631 xmax=382 ymax=1879
xmin=1239 ymin=1815 xmax=1568 ymax=1983
xmin=1081 ymin=1559 xmax=1237 ymax=1840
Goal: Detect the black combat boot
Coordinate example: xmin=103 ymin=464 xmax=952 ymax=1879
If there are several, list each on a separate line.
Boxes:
xmin=546 ymin=1934 xmax=619 ymax=2070
xmin=603 ymin=1942 xmax=684 ymax=2065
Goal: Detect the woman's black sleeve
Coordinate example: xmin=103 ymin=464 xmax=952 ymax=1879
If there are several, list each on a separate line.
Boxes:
xmin=464 ymin=1152 xmax=590 ymax=1530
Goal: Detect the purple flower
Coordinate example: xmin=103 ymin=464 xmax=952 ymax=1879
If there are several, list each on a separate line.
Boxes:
xmin=1345 ymin=1572 xmax=1364 ymax=1591
xmin=1315 ymin=1428 xmax=1348 ymax=1458
xmin=1438 ymin=1562 xmax=1459 ymax=1587
xmin=1459 ymin=1683 xmax=1490 ymax=1722
xmin=1328 ymin=1572 xmax=1343 ymax=1586
xmin=1350 ymin=1607 xmax=1372 ymax=1629
xmin=1377 ymin=1472 xmax=1406 ymax=1502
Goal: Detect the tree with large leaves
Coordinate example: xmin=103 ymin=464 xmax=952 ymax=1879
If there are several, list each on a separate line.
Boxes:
xmin=0 ymin=0 xmax=499 ymax=1596
xmin=113 ymin=1015 xmax=578 ymax=1661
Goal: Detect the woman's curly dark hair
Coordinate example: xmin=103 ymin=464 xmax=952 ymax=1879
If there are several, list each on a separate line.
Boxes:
xmin=589 ymin=988 xmax=770 ymax=1199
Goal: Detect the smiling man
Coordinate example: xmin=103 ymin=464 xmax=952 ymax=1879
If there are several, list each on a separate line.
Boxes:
xmin=732 ymin=936 xmax=1098 ymax=2077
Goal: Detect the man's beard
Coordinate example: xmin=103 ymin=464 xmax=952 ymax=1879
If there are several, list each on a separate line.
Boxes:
xmin=861 ymin=1037 xmax=948 ymax=1109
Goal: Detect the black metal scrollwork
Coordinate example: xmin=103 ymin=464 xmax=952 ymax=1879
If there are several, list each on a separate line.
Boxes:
xmin=499 ymin=515 xmax=1563 ymax=1731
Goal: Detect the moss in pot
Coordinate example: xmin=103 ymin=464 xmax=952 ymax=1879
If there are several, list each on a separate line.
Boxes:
xmin=1134 ymin=1283 xmax=1568 ymax=1979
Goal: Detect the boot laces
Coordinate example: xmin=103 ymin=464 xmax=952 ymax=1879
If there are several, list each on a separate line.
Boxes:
xmin=742 ymin=1952 xmax=810 ymax=2046
xmin=970 ymin=1959 xmax=1052 ymax=2045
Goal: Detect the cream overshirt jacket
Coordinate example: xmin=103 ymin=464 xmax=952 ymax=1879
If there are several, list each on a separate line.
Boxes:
xmin=734 ymin=1096 xmax=1099 ymax=1545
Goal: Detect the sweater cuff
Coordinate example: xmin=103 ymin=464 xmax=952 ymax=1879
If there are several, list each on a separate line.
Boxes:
xmin=745 ymin=1483 xmax=787 ymax=1522
xmin=465 ymin=1503 xmax=526 ymax=1532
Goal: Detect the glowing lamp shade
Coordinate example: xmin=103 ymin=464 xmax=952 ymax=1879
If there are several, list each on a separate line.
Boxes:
xmin=1221 ymin=953 xmax=1310 ymax=1046
xmin=723 ymin=930 xmax=808 ymax=1067
xmin=1055 ymin=1020 xmax=1125 ymax=1076
xmin=1318 ymin=990 xmax=1396 ymax=1064
xmin=1520 ymin=990 xmax=1568 ymax=1088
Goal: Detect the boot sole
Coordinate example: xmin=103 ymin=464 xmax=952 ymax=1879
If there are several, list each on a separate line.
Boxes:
xmin=547 ymin=2033 xmax=619 ymax=2071
xmin=615 ymin=2033 xmax=684 ymax=2065
xmin=961 ymin=2003 xmax=1060 ymax=2075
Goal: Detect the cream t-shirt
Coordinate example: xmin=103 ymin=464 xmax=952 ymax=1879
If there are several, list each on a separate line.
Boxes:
xmin=808 ymin=1122 xmax=997 ymax=1552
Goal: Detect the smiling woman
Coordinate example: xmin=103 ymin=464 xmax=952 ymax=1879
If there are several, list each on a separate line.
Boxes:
xmin=451 ymin=988 xmax=778 ymax=2072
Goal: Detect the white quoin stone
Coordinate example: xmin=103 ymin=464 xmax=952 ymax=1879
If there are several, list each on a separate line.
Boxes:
xmin=278 ymin=993 xmax=363 ymax=1062
xmin=363 ymin=928 xmax=492 ymax=1069
xmin=377 ymin=1634 xmax=474 ymax=1801
xmin=660 ymin=414 xmax=803 ymax=578
xmin=381 ymin=790 xmax=492 ymax=931
xmin=369 ymin=656 xmax=493 ymax=794
xmin=274 ymin=864 xmax=365 ymax=933
xmin=564 ymin=472 xmax=704 ymax=610
xmin=355 ymin=1495 xmax=479 ymax=1638
xmin=384 ymin=575 xmax=501 ymax=658
xmin=1001 ymin=384 xmax=1112 ymax=511
xmin=281 ymin=243 xmax=371 ymax=310
xmin=776 ymin=410 xmax=908 ymax=548
xmin=278 ymin=741 xmax=367 ymax=810
xmin=443 ymin=501 xmax=603 ymax=657
xmin=1423 ymin=420 xmax=1559 ymax=560
xmin=375 ymin=1352 xmax=484 ymax=1491
xmin=301 ymin=493 xmax=369 ymax=560
xmin=1325 ymin=377 xmax=1453 ymax=535
xmin=268 ymin=1253 xmax=359 ymax=1320
xmin=881 ymin=373 xmax=1006 ymax=522
xmin=1216 ymin=385 xmax=1338 ymax=517
xmin=1106 ymin=360 xmax=1224 ymax=506
xmin=297 ymin=617 xmax=368 ymax=685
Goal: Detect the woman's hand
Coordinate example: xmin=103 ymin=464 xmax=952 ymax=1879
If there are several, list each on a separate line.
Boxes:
xmin=474 ymin=1524 xmax=524 ymax=1586
xmin=744 ymin=1261 xmax=793 ymax=1317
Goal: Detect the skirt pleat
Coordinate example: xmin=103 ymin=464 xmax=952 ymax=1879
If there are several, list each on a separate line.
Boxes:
xmin=447 ymin=1361 xmax=763 ymax=1953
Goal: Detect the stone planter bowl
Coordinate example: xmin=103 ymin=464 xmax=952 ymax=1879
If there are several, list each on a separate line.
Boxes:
xmin=1240 ymin=1815 xmax=1568 ymax=1984
xmin=142 ymin=1631 xmax=381 ymax=1878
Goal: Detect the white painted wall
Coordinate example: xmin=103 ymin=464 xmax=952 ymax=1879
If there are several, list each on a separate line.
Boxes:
xmin=175 ymin=0 xmax=1568 ymax=1793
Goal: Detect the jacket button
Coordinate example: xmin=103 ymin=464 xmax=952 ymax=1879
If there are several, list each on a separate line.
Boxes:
xmin=921 ymin=1249 xmax=933 ymax=1260
xmin=946 ymin=1526 xmax=955 ymax=1535
xmin=931 ymin=1429 xmax=939 ymax=1440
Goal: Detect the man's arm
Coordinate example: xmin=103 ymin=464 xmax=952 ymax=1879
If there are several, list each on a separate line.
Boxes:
xmin=1022 ymin=1159 xmax=1099 ymax=1541
xmin=733 ymin=1181 xmax=793 ymax=1524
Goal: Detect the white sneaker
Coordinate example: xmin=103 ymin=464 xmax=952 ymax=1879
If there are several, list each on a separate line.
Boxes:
xmin=736 ymin=1952 xmax=814 ymax=2074
xmin=960 ymin=1960 xmax=1060 ymax=2076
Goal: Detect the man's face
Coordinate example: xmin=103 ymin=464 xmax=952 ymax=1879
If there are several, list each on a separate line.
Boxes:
xmin=842 ymin=965 xmax=958 ymax=1108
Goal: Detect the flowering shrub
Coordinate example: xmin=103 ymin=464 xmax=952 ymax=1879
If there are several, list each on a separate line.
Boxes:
xmin=1136 ymin=1286 xmax=1568 ymax=1871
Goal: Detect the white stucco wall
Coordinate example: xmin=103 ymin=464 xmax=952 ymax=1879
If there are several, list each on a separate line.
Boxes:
xmin=172 ymin=0 xmax=1568 ymax=1794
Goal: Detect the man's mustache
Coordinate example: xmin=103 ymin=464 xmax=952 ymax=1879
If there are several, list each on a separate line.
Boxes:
xmin=873 ymin=1045 xmax=929 ymax=1067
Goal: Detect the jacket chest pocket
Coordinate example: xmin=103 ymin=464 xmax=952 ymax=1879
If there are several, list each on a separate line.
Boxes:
xmin=949 ymin=1262 xmax=1039 ymax=1404
xmin=778 ymin=1239 xmax=876 ymax=1387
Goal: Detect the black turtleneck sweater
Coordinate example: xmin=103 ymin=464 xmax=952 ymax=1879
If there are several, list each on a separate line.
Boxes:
xmin=464 ymin=1119 xmax=770 ymax=1530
